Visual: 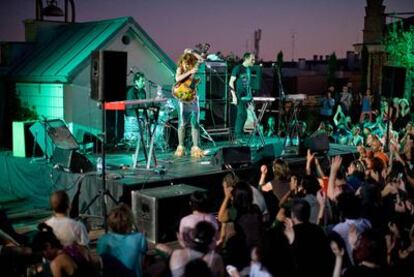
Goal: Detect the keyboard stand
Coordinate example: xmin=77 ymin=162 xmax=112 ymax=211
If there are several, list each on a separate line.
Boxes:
xmin=247 ymin=100 xmax=270 ymax=148
xmin=132 ymin=107 xmax=160 ymax=169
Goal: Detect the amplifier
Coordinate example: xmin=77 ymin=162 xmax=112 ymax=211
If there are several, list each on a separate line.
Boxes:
xmin=131 ymin=184 xmax=206 ymax=243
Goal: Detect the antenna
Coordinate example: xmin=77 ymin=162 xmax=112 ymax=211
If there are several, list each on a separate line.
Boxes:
xmin=254 ymin=29 xmax=262 ymax=59
xmin=291 ymin=30 xmax=296 ymax=61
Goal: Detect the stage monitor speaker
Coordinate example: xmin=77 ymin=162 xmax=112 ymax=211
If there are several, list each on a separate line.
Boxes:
xmin=213 ymin=146 xmax=251 ymax=168
xmin=29 ymin=119 xmax=79 ymax=158
xmin=381 ymin=66 xmax=406 ymax=99
xmin=52 ymin=148 xmax=93 ymax=173
xmin=302 ymin=133 xmax=330 ymax=155
xmin=131 ymin=184 xmax=206 ymax=243
xmin=90 ymin=50 xmax=127 ymax=102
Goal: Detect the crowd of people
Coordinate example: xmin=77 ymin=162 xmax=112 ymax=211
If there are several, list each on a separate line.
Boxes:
xmin=1 ymin=84 xmax=414 ymax=276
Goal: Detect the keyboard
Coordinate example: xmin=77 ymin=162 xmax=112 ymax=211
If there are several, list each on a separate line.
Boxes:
xmin=285 ymin=94 xmax=306 ymax=101
xmin=253 ymin=97 xmax=276 ymax=102
xmin=104 ymin=98 xmax=167 ymax=110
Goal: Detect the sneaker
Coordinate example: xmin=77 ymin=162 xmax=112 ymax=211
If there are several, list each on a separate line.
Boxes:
xmin=174 ymin=145 xmax=185 ymax=157
xmin=191 ymin=146 xmax=204 ymax=158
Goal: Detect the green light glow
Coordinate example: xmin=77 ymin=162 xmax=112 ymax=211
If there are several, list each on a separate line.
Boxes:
xmin=16 ymin=83 xmax=64 ymax=119
xmin=384 ymin=22 xmax=414 ymax=99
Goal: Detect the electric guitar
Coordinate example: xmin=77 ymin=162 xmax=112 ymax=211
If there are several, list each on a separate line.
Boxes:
xmin=172 ymin=44 xmax=210 ymax=103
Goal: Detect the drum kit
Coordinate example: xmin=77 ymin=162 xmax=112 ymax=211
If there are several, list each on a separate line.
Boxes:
xmin=124 ymin=84 xmax=178 ymax=153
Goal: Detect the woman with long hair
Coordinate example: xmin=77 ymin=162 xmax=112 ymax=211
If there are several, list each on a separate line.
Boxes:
xmin=173 ymin=50 xmax=204 ymax=158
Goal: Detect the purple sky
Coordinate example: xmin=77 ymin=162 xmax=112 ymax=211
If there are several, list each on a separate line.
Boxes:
xmin=0 ymin=0 xmax=413 ymax=61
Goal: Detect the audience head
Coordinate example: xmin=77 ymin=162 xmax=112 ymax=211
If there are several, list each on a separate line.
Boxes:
xmin=347 ymin=159 xmax=365 ymax=177
xmin=189 ymin=191 xmax=210 ymax=213
xmin=291 ymin=199 xmax=311 ymax=224
xmin=32 ymin=223 xmax=63 ymax=260
xmin=188 ymin=221 xmax=216 ymax=254
xmin=107 ymin=203 xmax=134 ymax=234
xmin=272 ymin=159 xmax=291 ymax=181
xmin=183 ymin=258 xmax=212 ymax=277
xmin=328 ymin=231 xmax=352 ymax=266
xmin=337 ymin=192 xmax=361 ymax=220
xmin=231 ymin=181 xmax=253 ymax=214
xmin=222 ymin=172 xmax=239 ymax=188
xmin=50 ymin=190 xmax=70 ymax=215
xmin=256 ymin=228 xmax=296 ymax=276
xmin=300 ymin=175 xmax=321 ymax=196
xmin=353 ymin=229 xmax=387 ymax=267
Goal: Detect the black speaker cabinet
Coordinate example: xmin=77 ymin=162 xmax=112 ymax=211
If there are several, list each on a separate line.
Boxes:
xmin=302 ymin=134 xmax=330 ymax=155
xmin=196 ymin=62 xmax=228 ymax=129
xmin=51 ymin=148 xmax=93 ymax=173
xmin=131 ymin=184 xmax=206 ymax=243
xmin=90 ymin=50 xmax=127 ymax=102
xmin=213 ymin=146 xmax=251 ymax=169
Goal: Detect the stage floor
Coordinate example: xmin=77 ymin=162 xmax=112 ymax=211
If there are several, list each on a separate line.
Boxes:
xmin=101 ymin=137 xmax=357 ymax=186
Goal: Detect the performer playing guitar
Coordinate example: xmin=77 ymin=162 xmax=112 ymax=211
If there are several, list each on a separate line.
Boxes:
xmin=173 ymin=49 xmax=205 ymax=158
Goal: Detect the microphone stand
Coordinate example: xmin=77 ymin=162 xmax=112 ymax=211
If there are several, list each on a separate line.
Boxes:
xmin=274 ymin=64 xmax=285 ymax=135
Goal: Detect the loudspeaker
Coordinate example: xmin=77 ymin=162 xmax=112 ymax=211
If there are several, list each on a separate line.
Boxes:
xmin=90 ymin=50 xmax=127 ymax=102
xmin=250 ymin=64 xmax=262 ymax=91
xmin=197 ymin=62 xmax=228 ymax=129
xmin=131 ymin=184 xmax=206 ymax=243
xmin=302 ymin=133 xmax=330 ymax=155
xmin=51 ymin=148 xmax=93 ymax=173
xmin=29 ymin=119 xmax=79 ymax=158
xmin=382 ymin=66 xmax=406 ymax=98
xmin=213 ymin=146 xmax=251 ymax=168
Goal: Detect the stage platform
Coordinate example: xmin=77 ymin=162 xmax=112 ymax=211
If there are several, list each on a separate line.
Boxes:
xmin=0 ymin=137 xmax=357 ymax=230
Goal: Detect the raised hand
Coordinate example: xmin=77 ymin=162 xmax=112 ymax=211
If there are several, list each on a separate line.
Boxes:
xmin=260 ymin=165 xmax=268 ymax=175
xmin=283 ymin=217 xmax=295 ymax=245
xmin=307 ymin=149 xmax=315 ymax=163
xmin=290 ymin=175 xmax=298 ymax=192
xmin=331 ymin=156 xmax=342 ymax=172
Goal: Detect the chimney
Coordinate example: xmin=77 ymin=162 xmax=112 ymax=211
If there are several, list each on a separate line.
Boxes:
xmin=24 ymin=19 xmax=67 ymax=42
xmin=298 ymin=58 xmax=306 ymax=70
xmin=313 ymin=55 xmax=318 ymax=61
xmin=319 ymin=55 xmax=323 ymax=61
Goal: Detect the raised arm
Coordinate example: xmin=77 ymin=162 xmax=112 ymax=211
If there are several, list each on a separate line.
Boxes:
xmin=306 ymin=149 xmax=315 ymax=175
xmin=328 ymin=156 xmax=342 ymax=201
xmin=333 ymin=106 xmax=343 ymax=127
xmin=175 ymin=66 xmax=197 ymax=83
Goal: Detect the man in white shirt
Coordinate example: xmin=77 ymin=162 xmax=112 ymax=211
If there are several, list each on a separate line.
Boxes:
xmin=45 ymin=190 xmax=89 ymax=247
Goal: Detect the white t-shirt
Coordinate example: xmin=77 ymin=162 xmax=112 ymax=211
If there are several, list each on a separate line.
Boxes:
xmin=45 ymin=216 xmax=89 ymax=246
xmin=250 ymin=262 xmax=272 ymax=277
xmin=251 ymin=185 xmax=268 ymax=216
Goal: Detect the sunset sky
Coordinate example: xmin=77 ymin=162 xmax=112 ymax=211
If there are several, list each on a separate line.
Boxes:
xmin=0 ymin=0 xmax=413 ymax=61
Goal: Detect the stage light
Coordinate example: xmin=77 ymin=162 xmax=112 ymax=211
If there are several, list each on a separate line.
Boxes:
xmin=42 ymin=0 xmax=64 ymax=17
